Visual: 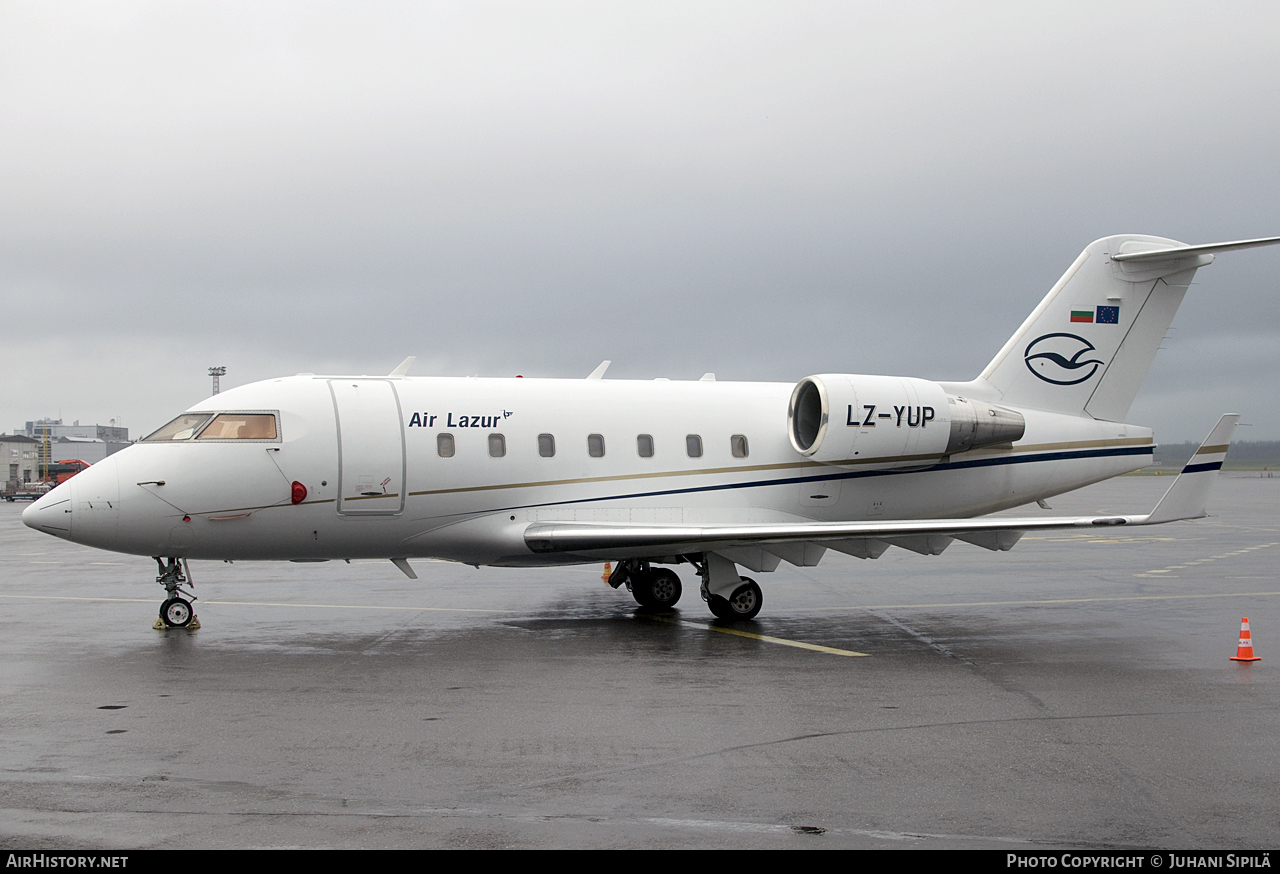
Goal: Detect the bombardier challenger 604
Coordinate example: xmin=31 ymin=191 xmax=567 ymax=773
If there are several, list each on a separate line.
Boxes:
xmin=23 ymin=234 xmax=1279 ymax=626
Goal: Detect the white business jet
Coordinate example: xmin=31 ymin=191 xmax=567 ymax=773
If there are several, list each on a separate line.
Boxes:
xmin=23 ymin=234 xmax=1280 ymax=627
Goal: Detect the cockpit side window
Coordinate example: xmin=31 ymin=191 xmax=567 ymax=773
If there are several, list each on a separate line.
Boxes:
xmin=195 ymin=413 xmax=279 ymax=441
xmin=141 ymin=414 xmax=214 ymax=442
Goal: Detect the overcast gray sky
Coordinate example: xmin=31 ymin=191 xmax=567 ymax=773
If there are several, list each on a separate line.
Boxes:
xmin=3 ymin=1 xmax=1278 ymax=443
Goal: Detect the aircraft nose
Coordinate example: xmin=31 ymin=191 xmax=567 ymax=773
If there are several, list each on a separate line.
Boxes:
xmin=23 ymin=485 xmax=73 ymax=539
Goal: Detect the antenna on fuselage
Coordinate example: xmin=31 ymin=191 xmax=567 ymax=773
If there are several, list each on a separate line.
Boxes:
xmin=389 ymin=356 xmax=416 ymax=377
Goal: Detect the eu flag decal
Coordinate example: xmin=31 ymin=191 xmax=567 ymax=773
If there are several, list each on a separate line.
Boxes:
xmin=1096 ymin=305 xmax=1119 ymax=324
xmin=1070 ymin=310 xmax=1093 ymax=323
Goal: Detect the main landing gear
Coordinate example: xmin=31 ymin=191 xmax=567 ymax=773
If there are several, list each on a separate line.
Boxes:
xmin=608 ymin=555 xmax=764 ymax=622
xmin=707 ymin=577 xmax=763 ymax=622
xmin=153 ymin=557 xmax=199 ymax=629
xmin=696 ymin=553 xmax=764 ymax=622
xmin=608 ymin=560 xmax=683 ymax=610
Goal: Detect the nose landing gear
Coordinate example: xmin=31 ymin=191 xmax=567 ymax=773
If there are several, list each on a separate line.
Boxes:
xmin=153 ymin=557 xmax=199 ymax=629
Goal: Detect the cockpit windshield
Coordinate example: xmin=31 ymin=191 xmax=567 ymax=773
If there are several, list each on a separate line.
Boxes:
xmin=141 ymin=412 xmax=279 ymax=442
xmin=142 ymin=414 xmax=214 ymax=442
xmin=196 ymin=414 xmax=278 ymax=440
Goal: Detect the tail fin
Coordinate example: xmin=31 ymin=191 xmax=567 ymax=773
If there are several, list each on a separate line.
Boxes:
xmin=977 ymin=234 xmax=1211 ymax=421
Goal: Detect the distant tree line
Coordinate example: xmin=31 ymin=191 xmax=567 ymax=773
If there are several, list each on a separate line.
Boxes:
xmin=1151 ymin=440 xmax=1280 ymax=470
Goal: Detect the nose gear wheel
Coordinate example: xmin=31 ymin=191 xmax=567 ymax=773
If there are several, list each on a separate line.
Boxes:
xmin=160 ymin=597 xmax=193 ymax=628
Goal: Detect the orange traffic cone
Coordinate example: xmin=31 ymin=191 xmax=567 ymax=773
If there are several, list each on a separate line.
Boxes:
xmin=1230 ymin=617 xmax=1261 ymax=662
xmin=602 ymin=561 xmax=612 ymax=582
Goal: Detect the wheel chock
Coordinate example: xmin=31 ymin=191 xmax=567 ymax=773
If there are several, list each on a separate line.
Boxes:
xmin=1230 ymin=617 xmax=1261 ymax=662
xmin=152 ymin=615 xmax=201 ymax=630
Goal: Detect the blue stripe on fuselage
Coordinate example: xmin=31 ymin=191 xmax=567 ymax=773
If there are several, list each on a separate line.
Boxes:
xmin=474 ymin=444 xmax=1154 ymax=515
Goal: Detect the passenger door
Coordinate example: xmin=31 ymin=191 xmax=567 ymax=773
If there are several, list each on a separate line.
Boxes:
xmin=329 ymin=380 xmax=406 ymax=516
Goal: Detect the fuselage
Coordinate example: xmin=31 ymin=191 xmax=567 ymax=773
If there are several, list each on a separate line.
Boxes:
xmin=23 ymin=373 xmax=1153 ymax=566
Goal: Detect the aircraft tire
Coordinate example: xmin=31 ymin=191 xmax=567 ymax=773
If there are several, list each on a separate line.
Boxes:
xmin=160 ymin=597 xmax=193 ymax=628
xmin=643 ymin=568 xmax=682 ymax=609
xmin=707 ymin=577 xmax=763 ymax=621
xmin=630 ymin=573 xmax=655 ymax=607
xmin=631 ymin=569 xmax=682 ymax=609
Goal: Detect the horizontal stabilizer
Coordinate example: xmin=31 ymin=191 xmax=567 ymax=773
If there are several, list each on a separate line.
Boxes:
xmin=1111 ymin=236 xmax=1280 ymax=262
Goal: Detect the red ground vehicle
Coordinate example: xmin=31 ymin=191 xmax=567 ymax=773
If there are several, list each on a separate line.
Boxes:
xmin=47 ymin=459 xmax=92 ymax=485
xmin=4 ymin=460 xmax=93 ymax=501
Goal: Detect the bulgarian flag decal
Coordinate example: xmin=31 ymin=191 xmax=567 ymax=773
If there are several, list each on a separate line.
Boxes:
xmin=1070 ymin=306 xmax=1120 ymax=324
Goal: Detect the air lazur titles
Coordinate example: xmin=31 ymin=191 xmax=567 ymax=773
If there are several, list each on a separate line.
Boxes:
xmin=407 ymin=410 xmax=514 ymax=428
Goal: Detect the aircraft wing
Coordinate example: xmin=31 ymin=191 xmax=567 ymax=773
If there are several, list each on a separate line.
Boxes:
xmin=524 ymin=415 xmax=1238 ymax=564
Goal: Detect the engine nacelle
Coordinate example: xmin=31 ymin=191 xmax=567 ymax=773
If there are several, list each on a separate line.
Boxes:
xmin=787 ymin=374 xmax=1024 ymax=465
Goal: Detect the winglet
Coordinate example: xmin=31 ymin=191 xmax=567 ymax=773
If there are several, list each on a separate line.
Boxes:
xmin=586 ymin=360 xmax=611 ymax=380
xmin=1144 ymin=414 xmax=1239 ymax=524
xmin=389 ymin=356 xmax=415 ymax=377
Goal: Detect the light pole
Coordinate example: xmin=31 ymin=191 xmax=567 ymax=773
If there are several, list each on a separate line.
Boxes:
xmin=209 ymin=366 xmax=226 ymax=396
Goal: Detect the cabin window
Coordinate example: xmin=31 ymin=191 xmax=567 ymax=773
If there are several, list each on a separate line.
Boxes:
xmin=587 ymin=434 xmax=605 ymax=457
xmin=196 ymin=413 xmax=278 ymax=441
xmin=538 ymin=433 xmax=555 ymax=457
xmin=637 ymin=434 xmax=654 ymax=458
xmin=686 ymin=434 xmax=703 ymax=458
xmin=488 ymin=433 xmax=506 ymax=458
xmin=142 ymin=413 xmax=214 ymax=442
xmin=437 ymin=433 xmax=455 ymax=457
xmin=731 ymin=434 xmax=749 ymax=458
